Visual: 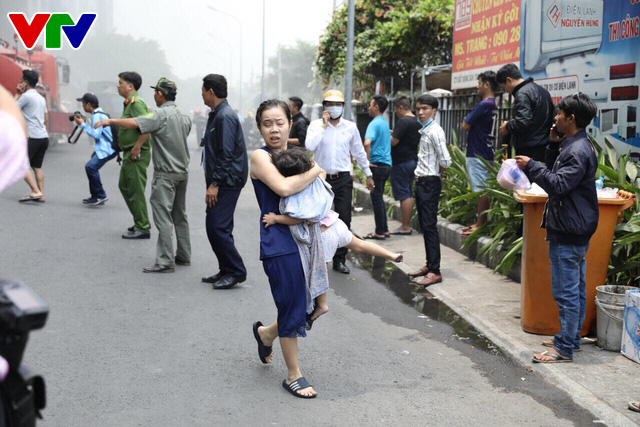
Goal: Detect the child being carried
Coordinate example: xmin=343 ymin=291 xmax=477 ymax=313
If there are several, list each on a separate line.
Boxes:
xmin=263 ymin=148 xmax=402 ymax=327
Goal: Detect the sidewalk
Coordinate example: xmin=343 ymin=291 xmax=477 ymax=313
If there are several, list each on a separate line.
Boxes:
xmin=350 ymin=208 xmax=640 ymax=427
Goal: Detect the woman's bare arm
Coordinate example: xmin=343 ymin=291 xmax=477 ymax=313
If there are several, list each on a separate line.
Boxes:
xmin=250 ymin=149 xmax=322 ymax=197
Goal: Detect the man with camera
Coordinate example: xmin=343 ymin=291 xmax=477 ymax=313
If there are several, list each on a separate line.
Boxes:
xmin=0 ymin=87 xmax=47 ymax=424
xmin=73 ymin=93 xmax=117 ymax=207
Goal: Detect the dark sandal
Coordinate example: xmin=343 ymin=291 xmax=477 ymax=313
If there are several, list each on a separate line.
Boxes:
xmin=306 ymin=302 xmax=315 ymax=331
xmin=306 ymin=312 xmax=314 ymax=331
xmin=532 ymin=350 xmax=573 ymax=363
xmin=629 ymin=402 xmax=640 ymax=413
xmin=541 ymin=340 xmax=581 ymax=352
xmin=282 ymin=377 xmax=316 ymax=399
xmin=19 ymin=195 xmax=42 ymax=202
xmin=363 ymin=232 xmax=387 ymax=240
xmin=252 ymin=321 xmax=272 ymax=364
xmin=461 ymin=226 xmax=476 ymax=236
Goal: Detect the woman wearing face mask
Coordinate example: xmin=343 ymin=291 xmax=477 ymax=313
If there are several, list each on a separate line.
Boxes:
xmin=305 ymin=90 xmax=374 ymax=275
xmin=249 ymin=99 xmax=325 ymax=399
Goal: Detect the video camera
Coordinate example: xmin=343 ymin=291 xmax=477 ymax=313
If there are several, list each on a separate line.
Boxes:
xmin=0 ymin=279 xmax=48 ymax=426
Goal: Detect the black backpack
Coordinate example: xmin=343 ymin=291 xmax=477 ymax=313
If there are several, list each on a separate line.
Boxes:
xmin=95 ymin=111 xmax=122 ymax=165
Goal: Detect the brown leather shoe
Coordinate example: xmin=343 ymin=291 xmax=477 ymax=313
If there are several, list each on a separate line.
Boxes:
xmin=408 ymin=266 xmax=429 ymax=277
xmin=415 ymin=272 xmax=442 ymax=286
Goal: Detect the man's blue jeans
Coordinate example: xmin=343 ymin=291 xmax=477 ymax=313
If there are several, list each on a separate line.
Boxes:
xmin=86 ymin=152 xmax=116 ymax=199
xmin=548 ymin=241 xmax=589 ymax=358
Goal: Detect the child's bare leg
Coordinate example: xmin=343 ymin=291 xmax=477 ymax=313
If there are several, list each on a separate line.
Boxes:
xmin=347 ymin=236 xmax=403 ymax=262
xmin=310 ymin=293 xmax=329 ymax=322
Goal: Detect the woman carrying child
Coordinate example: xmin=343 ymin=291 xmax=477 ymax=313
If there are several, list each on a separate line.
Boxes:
xmin=249 ymin=99 xmax=322 ymax=399
xmin=263 ymin=147 xmax=403 ymax=327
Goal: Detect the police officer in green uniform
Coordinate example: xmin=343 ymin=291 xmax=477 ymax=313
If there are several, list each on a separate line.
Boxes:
xmin=96 ymin=78 xmax=193 ymax=273
xmin=115 ymin=71 xmax=152 ymax=239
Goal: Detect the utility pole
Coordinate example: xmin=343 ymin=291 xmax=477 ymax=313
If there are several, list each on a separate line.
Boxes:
xmin=344 ymin=0 xmax=355 ymax=120
xmin=278 ymin=44 xmax=282 ymax=98
xmin=207 ymin=6 xmax=243 ymax=112
xmin=261 ymin=0 xmax=266 ymax=101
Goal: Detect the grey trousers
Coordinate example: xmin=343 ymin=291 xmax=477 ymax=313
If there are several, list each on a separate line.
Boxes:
xmin=150 ymin=172 xmax=191 ymax=266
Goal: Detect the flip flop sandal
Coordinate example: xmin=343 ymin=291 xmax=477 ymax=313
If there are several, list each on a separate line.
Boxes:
xmin=252 ymin=321 xmax=272 ymax=364
xmin=629 ymin=402 xmax=640 ymax=413
xmin=282 ymin=377 xmax=316 ymax=399
xmin=541 ymin=340 xmax=581 ymax=352
xmin=363 ymin=232 xmax=386 ymax=240
xmin=461 ymin=227 xmax=477 ymax=236
xmin=19 ymin=195 xmax=42 ymax=202
xmin=306 ymin=312 xmax=314 ymax=331
xmin=532 ymin=350 xmax=573 ymax=363
xmin=306 ymin=302 xmax=316 ymax=331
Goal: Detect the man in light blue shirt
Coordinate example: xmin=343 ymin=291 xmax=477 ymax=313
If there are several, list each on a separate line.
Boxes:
xmin=363 ymin=95 xmax=392 ymax=240
xmin=74 ymin=93 xmax=116 ymax=206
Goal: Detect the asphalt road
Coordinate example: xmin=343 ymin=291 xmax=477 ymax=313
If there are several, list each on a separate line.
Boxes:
xmin=0 ymin=136 xmax=598 ymax=426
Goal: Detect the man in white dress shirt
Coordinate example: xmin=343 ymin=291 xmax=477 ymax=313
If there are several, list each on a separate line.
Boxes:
xmin=306 ymin=89 xmax=374 ymax=274
xmin=408 ymin=94 xmax=451 ymax=286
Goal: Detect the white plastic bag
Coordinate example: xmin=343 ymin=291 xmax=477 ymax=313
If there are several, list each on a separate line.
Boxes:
xmin=497 ymin=159 xmax=531 ymax=190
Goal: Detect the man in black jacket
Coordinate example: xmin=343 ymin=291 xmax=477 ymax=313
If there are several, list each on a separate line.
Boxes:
xmin=200 ymin=74 xmax=248 ymax=289
xmin=497 ymin=64 xmax=554 ymax=161
xmin=287 ymin=96 xmax=309 ymax=147
xmin=515 ymin=92 xmax=598 ymax=363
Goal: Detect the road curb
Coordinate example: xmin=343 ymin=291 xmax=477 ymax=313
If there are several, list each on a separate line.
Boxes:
xmin=352 ymin=181 xmax=636 ymax=426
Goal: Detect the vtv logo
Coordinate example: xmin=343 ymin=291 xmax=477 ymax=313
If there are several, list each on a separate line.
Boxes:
xmin=7 ymin=13 xmax=97 ymax=50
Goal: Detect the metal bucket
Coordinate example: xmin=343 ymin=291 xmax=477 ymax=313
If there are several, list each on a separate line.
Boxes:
xmin=595 ymin=299 xmax=625 ymax=351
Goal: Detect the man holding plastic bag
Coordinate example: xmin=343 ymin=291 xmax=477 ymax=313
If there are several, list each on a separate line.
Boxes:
xmin=513 ymin=93 xmax=599 ymax=364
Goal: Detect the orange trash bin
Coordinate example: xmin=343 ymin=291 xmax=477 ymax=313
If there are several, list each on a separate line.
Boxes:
xmin=514 ymin=190 xmax=635 ymax=336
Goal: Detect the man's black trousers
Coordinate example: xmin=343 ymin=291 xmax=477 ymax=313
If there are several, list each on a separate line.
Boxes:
xmin=205 ymin=188 xmax=247 ymax=278
xmin=326 ymin=172 xmax=353 ymax=265
xmin=414 ymin=177 xmax=442 ymax=275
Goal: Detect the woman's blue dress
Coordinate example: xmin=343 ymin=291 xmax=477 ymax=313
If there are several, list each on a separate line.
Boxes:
xmin=251 ymin=146 xmax=307 ymax=338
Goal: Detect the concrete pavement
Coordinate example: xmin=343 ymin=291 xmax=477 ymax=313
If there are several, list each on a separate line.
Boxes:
xmin=350 ymin=191 xmax=640 ymax=427
xmin=0 ymin=140 xmax=607 ymax=426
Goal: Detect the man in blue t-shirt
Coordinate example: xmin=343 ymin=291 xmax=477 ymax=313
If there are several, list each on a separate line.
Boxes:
xmin=461 ymin=71 xmax=498 ymax=235
xmin=364 ymin=95 xmax=392 ymax=240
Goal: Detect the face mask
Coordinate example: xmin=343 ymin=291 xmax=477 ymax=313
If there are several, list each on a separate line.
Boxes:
xmin=327 ymin=106 xmax=343 ymax=120
xmin=418 ymin=117 xmax=433 ymax=127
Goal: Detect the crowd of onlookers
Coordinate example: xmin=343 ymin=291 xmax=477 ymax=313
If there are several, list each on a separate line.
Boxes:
xmin=285 ymin=64 xmax=611 ymax=370
xmin=8 ymin=61 xmax=640 ymax=406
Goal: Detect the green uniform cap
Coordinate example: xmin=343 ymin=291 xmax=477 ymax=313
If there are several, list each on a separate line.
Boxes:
xmin=150 ymin=77 xmax=177 ymax=95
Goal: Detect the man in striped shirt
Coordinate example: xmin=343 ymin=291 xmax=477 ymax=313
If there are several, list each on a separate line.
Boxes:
xmin=408 ymin=94 xmax=451 ymax=286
